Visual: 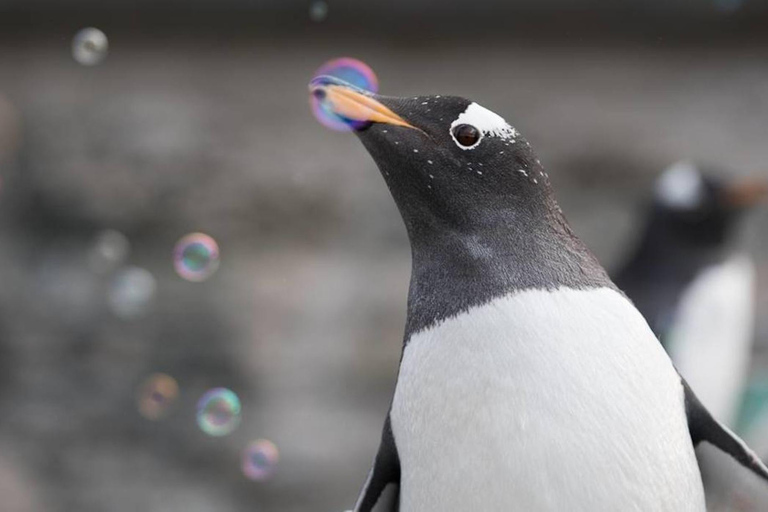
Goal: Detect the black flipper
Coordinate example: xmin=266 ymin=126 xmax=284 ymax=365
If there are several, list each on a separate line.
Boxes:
xmin=353 ymin=415 xmax=401 ymax=512
xmin=683 ymin=377 xmax=768 ymax=481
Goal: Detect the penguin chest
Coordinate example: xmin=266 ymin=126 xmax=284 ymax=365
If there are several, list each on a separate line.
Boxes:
xmin=390 ymin=287 xmax=704 ymax=512
xmin=668 ymin=255 xmax=755 ymax=424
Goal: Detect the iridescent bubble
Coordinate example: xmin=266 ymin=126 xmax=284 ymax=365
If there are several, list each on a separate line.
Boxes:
xmin=88 ymin=229 xmax=130 ymax=273
xmin=72 ymin=28 xmax=109 ymax=66
xmin=242 ymin=439 xmax=279 ymax=481
xmin=310 ymin=57 xmax=379 ymax=132
xmin=196 ymin=388 xmax=241 ymax=437
xmin=309 ymin=1 xmax=329 ymax=22
xmin=173 ymin=233 xmax=220 ymax=282
xmin=137 ymin=373 xmax=179 ymax=420
xmin=712 ymin=0 xmax=742 ymax=12
xmin=108 ymin=266 xmax=156 ymax=318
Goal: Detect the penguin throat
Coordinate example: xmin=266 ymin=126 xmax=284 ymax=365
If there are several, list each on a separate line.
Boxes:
xmin=403 ymin=213 xmax=615 ymax=341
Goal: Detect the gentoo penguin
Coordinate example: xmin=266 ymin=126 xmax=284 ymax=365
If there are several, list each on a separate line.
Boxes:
xmin=308 ymin=76 xmax=768 ymax=511
xmin=614 ymin=161 xmax=767 ymax=425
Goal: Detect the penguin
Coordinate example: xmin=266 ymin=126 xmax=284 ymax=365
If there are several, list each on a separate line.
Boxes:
xmin=613 ymin=161 xmax=767 ymax=425
xmin=309 ymin=76 xmax=768 ymax=511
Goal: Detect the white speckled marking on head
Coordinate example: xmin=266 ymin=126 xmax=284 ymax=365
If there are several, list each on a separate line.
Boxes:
xmin=656 ymin=161 xmax=704 ymax=210
xmin=449 ymin=103 xmax=518 ymax=150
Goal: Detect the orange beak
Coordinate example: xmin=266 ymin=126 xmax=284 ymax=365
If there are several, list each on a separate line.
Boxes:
xmin=724 ymin=178 xmax=768 ymax=208
xmin=310 ymin=79 xmax=418 ymax=130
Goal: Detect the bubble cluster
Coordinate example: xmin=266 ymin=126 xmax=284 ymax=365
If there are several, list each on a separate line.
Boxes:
xmin=309 ymin=1 xmax=329 ymax=22
xmin=242 ymin=439 xmax=279 ymax=481
xmin=310 ymin=57 xmax=379 ymax=132
xmin=72 ymin=28 xmax=109 ymax=66
xmin=108 ymin=266 xmax=156 ymax=318
xmin=196 ymin=388 xmax=241 ymax=436
xmin=173 ymin=233 xmax=220 ymax=282
xmin=137 ymin=373 xmax=179 ymax=420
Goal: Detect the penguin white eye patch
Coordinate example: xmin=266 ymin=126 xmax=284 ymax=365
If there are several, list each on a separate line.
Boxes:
xmin=656 ymin=161 xmax=704 ymax=210
xmin=449 ymin=102 xmax=518 ymax=150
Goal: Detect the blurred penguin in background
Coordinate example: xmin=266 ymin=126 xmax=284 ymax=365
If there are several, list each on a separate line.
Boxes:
xmin=614 ymin=161 xmax=767 ymax=427
xmin=614 ymin=161 xmax=768 ymax=506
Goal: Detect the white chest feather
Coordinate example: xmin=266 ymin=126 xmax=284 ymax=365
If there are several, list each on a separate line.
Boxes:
xmin=390 ymin=287 xmax=704 ymax=512
xmin=668 ymin=255 xmax=755 ymax=425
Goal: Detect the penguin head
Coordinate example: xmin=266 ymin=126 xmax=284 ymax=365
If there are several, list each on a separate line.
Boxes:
xmin=653 ymin=161 xmax=768 ymax=246
xmin=310 ymin=77 xmax=551 ymax=238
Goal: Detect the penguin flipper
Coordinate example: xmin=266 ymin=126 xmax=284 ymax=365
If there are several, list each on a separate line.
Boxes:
xmin=683 ymin=377 xmax=768 ymax=482
xmin=353 ymin=415 xmax=401 ymax=512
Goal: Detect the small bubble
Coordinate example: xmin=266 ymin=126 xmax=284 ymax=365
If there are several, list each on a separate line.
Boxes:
xmin=309 ymin=0 xmax=329 ymax=22
xmin=310 ymin=57 xmax=379 ymax=132
xmin=197 ymin=388 xmax=241 ymax=437
xmin=242 ymin=439 xmax=279 ymax=481
xmin=88 ymin=229 xmax=129 ymax=273
xmin=173 ymin=233 xmax=220 ymax=282
xmin=712 ymin=0 xmax=742 ymax=12
xmin=137 ymin=373 xmax=179 ymax=420
xmin=72 ymin=28 xmax=108 ymax=66
xmin=108 ymin=267 xmax=156 ymax=319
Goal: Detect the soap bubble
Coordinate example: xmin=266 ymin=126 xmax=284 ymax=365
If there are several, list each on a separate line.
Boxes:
xmin=72 ymin=28 xmax=109 ymax=66
xmin=242 ymin=439 xmax=279 ymax=481
xmin=196 ymin=388 xmax=241 ymax=437
xmin=108 ymin=266 xmax=156 ymax=318
xmin=309 ymin=1 xmax=329 ymax=22
xmin=88 ymin=230 xmax=130 ymax=273
xmin=310 ymin=57 xmax=379 ymax=132
xmin=712 ymin=0 xmax=742 ymax=12
xmin=173 ymin=233 xmax=220 ymax=282
xmin=137 ymin=373 xmax=179 ymax=420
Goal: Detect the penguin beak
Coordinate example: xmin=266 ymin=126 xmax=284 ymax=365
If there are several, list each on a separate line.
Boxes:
xmin=724 ymin=178 xmax=768 ymax=208
xmin=309 ymin=77 xmax=418 ymax=131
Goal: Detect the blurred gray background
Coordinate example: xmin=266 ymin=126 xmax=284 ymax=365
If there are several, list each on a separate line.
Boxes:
xmin=0 ymin=0 xmax=767 ymax=511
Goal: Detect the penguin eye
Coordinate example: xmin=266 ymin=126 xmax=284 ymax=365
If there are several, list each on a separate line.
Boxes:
xmin=452 ymin=124 xmax=481 ymax=147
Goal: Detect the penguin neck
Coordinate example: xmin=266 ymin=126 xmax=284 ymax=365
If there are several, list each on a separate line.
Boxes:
xmin=626 ymin=207 xmax=730 ymax=274
xmin=402 ymin=196 xmax=615 ymax=341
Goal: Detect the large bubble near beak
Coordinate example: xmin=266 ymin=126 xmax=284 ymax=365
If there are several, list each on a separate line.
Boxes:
xmin=310 ymin=57 xmax=379 ymax=132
